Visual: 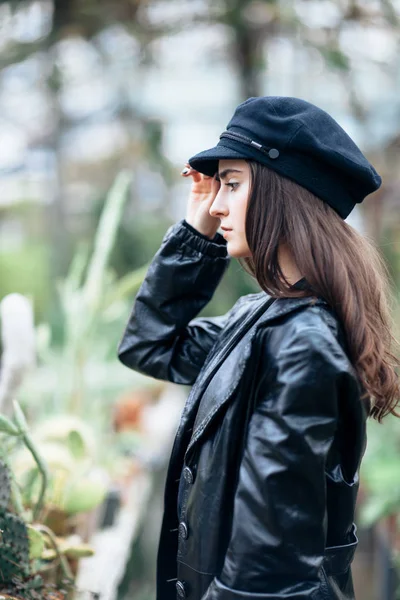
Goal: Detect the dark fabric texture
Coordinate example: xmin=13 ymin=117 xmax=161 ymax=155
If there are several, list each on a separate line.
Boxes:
xmin=188 ymin=95 xmax=382 ymax=219
xmin=118 ymin=219 xmax=368 ymax=600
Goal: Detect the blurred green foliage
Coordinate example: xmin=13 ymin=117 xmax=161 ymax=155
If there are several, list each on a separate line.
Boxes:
xmin=0 ymin=241 xmax=50 ymax=321
xmin=360 ymin=415 xmax=400 ymax=526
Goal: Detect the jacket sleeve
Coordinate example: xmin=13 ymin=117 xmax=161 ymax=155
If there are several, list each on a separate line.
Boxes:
xmin=117 ymin=219 xmax=231 ymax=385
xmin=201 ymin=326 xmax=342 ymax=600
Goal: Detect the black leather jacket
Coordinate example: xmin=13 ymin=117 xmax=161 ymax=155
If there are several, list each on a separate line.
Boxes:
xmin=118 ymin=219 xmax=368 ymax=600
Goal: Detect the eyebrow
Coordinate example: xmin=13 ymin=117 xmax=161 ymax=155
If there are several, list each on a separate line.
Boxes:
xmin=216 ymin=168 xmax=243 ymax=180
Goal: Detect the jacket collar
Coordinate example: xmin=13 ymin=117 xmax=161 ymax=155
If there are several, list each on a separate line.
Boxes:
xmin=291 ymin=275 xmax=310 ymax=290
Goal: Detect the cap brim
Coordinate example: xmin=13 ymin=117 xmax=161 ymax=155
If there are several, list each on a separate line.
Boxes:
xmin=188 ymin=144 xmax=247 ymax=177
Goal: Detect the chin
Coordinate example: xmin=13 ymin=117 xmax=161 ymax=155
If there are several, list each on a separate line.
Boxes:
xmin=227 ymin=243 xmax=252 ymax=258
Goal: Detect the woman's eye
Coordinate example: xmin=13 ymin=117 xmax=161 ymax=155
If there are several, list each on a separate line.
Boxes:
xmin=225 ymin=182 xmax=239 ymax=191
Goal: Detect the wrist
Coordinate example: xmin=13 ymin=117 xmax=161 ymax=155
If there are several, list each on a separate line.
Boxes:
xmin=184 ymin=218 xmax=218 ymax=240
xmin=177 ymin=220 xmax=228 ymax=258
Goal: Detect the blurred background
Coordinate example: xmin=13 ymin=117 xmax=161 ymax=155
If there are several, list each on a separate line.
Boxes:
xmin=0 ymin=1 xmax=400 ymax=599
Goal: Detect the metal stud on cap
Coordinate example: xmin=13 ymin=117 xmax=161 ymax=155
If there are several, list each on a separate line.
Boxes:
xmin=268 ymin=148 xmax=280 ymax=159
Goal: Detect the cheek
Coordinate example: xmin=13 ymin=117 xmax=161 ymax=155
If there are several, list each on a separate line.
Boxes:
xmin=227 ymin=221 xmax=251 ymax=256
xmin=227 ymin=184 xmax=249 ymax=231
xmin=237 ymin=194 xmax=249 ymax=229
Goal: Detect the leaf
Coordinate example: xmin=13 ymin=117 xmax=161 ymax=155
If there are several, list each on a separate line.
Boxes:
xmin=67 ymin=430 xmax=86 ymax=460
xmin=12 ymin=400 xmax=29 ymax=433
xmin=62 ymin=543 xmax=95 ymax=559
xmin=63 ymin=242 xmax=90 ymax=298
xmin=0 ymin=415 xmax=19 ymax=436
xmin=83 ymin=170 xmax=133 ymax=316
xmin=62 ymin=477 xmax=107 ymax=515
xmin=41 ymin=542 xmax=95 ymax=560
xmin=27 ymin=525 xmax=45 ymax=559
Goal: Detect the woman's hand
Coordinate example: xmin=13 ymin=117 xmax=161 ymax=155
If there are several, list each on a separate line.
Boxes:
xmin=181 ymin=163 xmax=221 ymax=239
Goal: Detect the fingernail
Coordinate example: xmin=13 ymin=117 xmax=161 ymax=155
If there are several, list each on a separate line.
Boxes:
xmin=181 ymin=168 xmax=190 ymax=175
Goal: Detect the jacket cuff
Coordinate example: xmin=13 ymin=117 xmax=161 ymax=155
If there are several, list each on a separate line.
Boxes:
xmin=164 ymin=219 xmax=228 ymax=258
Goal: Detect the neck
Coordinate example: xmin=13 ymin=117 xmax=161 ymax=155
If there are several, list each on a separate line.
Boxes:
xmin=278 ymin=243 xmax=303 ymax=286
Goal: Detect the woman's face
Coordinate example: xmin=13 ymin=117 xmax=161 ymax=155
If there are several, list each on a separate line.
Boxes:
xmin=209 ymin=159 xmax=252 ymax=258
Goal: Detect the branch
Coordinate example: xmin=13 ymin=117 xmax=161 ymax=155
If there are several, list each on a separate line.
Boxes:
xmin=380 ymin=0 xmax=400 ymax=26
xmin=33 ymin=524 xmax=74 ymax=581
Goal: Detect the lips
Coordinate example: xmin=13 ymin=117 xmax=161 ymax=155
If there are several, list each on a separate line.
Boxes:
xmin=221 ymin=228 xmax=232 ymax=238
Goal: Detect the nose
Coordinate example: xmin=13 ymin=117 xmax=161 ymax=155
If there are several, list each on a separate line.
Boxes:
xmin=209 ymin=189 xmax=228 ymax=218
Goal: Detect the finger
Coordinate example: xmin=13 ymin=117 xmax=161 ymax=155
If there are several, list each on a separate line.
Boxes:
xmin=190 ymin=170 xmax=202 ymax=183
xmin=181 ymin=164 xmax=201 ymax=183
xmin=181 ymin=162 xmax=191 ymax=175
xmin=184 ymin=166 xmax=202 ymax=183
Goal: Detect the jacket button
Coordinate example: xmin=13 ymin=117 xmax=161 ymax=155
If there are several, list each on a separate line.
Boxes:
xmin=268 ymin=148 xmax=279 ymax=159
xmin=183 ymin=466 xmax=194 ymax=484
xmin=179 ymin=521 xmax=189 ymax=539
xmin=176 ymin=580 xmax=188 ymax=598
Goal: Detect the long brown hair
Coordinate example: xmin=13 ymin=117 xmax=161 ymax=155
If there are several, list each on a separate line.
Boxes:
xmin=241 ymin=160 xmax=400 ymax=423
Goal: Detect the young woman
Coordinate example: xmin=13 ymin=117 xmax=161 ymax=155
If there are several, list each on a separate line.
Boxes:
xmin=118 ymin=96 xmax=400 ymax=600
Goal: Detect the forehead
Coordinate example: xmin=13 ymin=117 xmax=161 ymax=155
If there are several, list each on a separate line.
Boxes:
xmin=218 ymin=159 xmax=248 ymax=172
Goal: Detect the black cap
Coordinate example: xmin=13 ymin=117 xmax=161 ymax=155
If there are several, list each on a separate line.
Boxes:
xmin=188 ymin=96 xmax=382 ymax=219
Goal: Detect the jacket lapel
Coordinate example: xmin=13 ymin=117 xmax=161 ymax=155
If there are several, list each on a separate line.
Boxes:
xmin=176 ymin=293 xmax=272 ymax=443
xmin=184 ymin=295 xmax=329 ymax=460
